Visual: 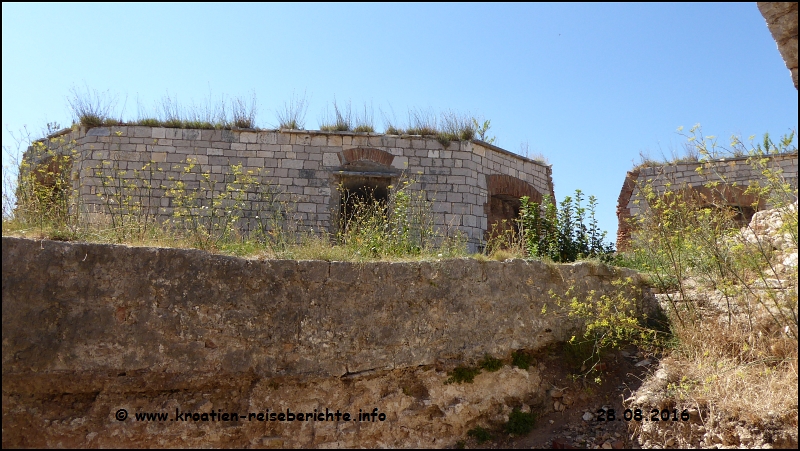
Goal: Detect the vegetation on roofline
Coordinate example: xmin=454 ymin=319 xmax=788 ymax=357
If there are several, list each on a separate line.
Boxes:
xmin=59 ymin=86 xmax=557 ymax=165
xmin=58 ymin=87 xmax=560 ymax=158
xmin=632 ymin=124 xmax=798 ymax=170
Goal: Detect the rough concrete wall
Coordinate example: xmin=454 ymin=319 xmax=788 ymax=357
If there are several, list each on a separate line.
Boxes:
xmin=758 ymin=2 xmax=799 ymax=89
xmin=2 ymin=237 xmax=652 ymax=447
xmin=616 ymin=153 xmax=799 ymax=250
xmin=29 ymin=127 xmax=552 ymax=251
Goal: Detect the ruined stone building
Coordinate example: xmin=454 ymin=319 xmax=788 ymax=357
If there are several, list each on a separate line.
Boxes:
xmin=615 ymin=152 xmax=799 ymax=250
xmin=26 ymin=125 xmax=553 ymax=252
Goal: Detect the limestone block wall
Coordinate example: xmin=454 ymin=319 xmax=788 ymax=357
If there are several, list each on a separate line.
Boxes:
xmin=29 ymin=126 xmax=553 ymax=251
xmin=616 ymin=153 xmax=799 ymax=249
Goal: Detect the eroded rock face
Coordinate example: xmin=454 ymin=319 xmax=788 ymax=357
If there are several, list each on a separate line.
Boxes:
xmin=739 ymin=202 xmax=798 ymax=275
xmin=758 ymin=2 xmax=799 ymax=89
xmin=1 ymin=237 xmax=654 ymax=448
xmin=2 ymin=365 xmax=543 ymax=448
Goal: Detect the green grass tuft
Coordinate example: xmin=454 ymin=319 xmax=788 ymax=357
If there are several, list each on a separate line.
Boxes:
xmin=511 ymin=350 xmax=532 ymax=370
xmin=479 ymin=354 xmax=503 ymax=372
xmin=467 ymin=426 xmax=493 ymax=443
xmin=445 ymin=366 xmax=481 ymax=384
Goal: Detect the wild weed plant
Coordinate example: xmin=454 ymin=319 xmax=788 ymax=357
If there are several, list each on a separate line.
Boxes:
xmin=276 ymin=90 xmax=309 ymax=130
xmin=485 ymin=189 xmax=615 ymax=263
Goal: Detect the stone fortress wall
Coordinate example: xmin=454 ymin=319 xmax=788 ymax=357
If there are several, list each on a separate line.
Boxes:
xmin=29 ymin=126 xmax=553 ymax=252
xmin=616 ymin=153 xmax=799 ymax=250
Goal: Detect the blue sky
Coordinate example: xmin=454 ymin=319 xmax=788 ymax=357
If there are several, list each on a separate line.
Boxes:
xmin=2 ymin=3 xmax=797 ymax=240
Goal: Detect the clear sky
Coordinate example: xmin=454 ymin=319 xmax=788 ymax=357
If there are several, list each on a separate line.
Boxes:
xmin=2 ymin=3 xmax=797 ymax=240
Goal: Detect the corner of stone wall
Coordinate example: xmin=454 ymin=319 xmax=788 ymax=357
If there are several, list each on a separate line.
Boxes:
xmin=616 ymin=168 xmax=640 ymax=252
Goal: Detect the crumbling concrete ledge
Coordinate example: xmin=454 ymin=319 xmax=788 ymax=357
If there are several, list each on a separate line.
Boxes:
xmin=2 ymin=237 xmax=655 ymax=447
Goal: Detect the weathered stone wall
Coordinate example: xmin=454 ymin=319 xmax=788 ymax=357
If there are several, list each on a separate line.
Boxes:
xmin=758 ymin=2 xmax=799 ymax=89
xmin=2 ymin=237 xmax=652 ymax=448
xmin=616 ymin=153 xmax=799 ymax=250
xmin=28 ymin=126 xmax=552 ymax=252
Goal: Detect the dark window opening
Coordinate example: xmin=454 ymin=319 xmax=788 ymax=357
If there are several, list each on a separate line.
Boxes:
xmin=731 ymin=205 xmax=756 ymax=225
xmin=338 ymin=175 xmax=392 ymax=229
xmin=486 ymin=194 xmax=522 ymax=242
xmin=701 ymin=204 xmax=757 ymax=227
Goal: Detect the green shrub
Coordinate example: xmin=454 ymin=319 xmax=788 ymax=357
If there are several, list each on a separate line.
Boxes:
xmin=511 ymin=350 xmax=532 ymax=369
xmin=479 ymin=354 xmax=503 ymax=372
xmin=467 ymin=426 xmax=493 ymax=443
xmin=518 ymin=190 xmax=615 ymax=263
xmin=505 ymin=408 xmax=535 ymax=435
xmin=384 ymin=125 xmax=404 ymax=135
xmin=335 ymin=177 xmax=465 ymax=259
xmin=445 ymin=366 xmax=481 ymax=384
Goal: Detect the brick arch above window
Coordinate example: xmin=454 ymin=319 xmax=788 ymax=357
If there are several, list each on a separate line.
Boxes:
xmin=338 ymin=147 xmax=394 ymax=167
xmin=676 ymin=184 xmax=764 ymax=210
xmin=486 ymin=174 xmax=542 ymax=203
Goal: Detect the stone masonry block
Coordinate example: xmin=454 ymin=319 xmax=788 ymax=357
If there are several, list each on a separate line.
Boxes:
xmin=87 ymin=127 xmax=110 ymax=137
xmin=248 ymin=158 xmax=265 ymax=167
xmin=131 ymin=127 xmax=151 ymax=138
xmin=426 ymin=140 xmax=442 ymax=150
xmin=281 ymin=159 xmax=304 ymax=169
xmin=323 ymin=153 xmax=339 ymax=167
xmin=411 ymin=139 xmax=427 ymax=149
xmin=433 ymin=202 xmax=452 ymax=213
xmin=392 ymin=156 xmax=408 ymax=170
xmin=220 ymin=130 xmax=236 ymax=143
xmin=447 ymin=192 xmax=463 ymax=203
xmin=257 ymin=132 xmax=277 ymax=144
xmin=297 ymin=203 xmax=316 ymax=213
xmin=240 ymin=132 xmax=257 ymax=143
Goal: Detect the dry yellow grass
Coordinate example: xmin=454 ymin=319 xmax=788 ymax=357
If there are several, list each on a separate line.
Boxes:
xmin=667 ymin=319 xmax=798 ymax=428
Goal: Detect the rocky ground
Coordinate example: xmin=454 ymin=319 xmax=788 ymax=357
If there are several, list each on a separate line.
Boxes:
xmin=455 ymin=343 xmax=655 ymax=449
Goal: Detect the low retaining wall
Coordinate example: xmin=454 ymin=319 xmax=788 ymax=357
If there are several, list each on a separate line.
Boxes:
xmin=2 ymin=237 xmax=653 ymax=447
